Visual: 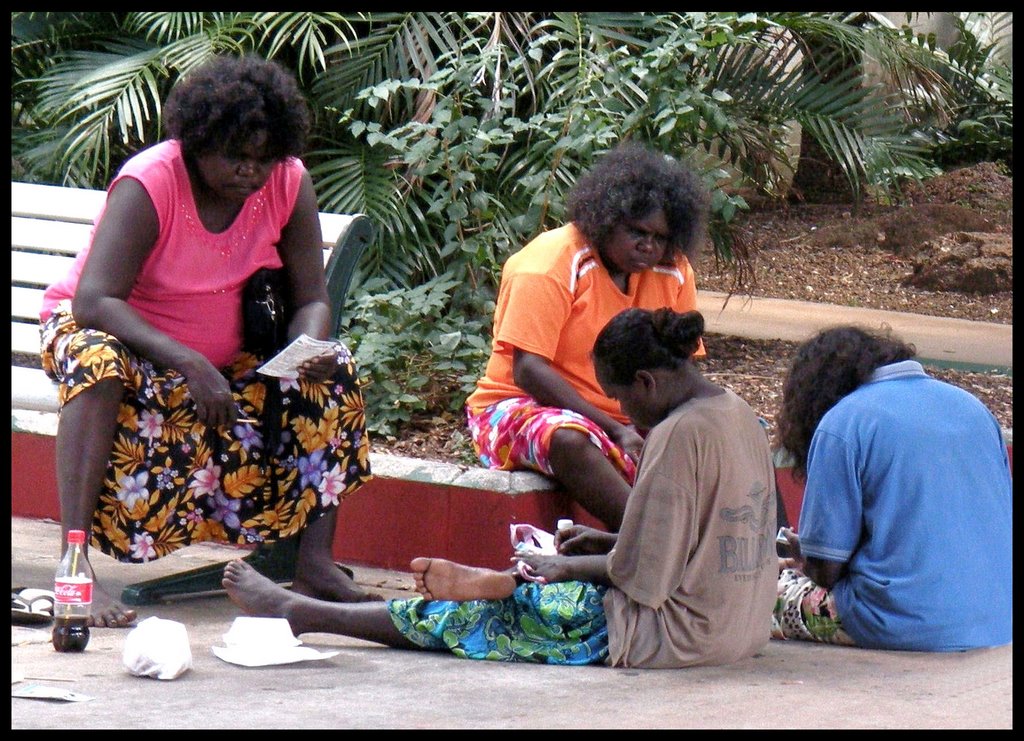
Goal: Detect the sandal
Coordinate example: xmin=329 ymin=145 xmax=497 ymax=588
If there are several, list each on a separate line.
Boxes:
xmin=12 ymin=587 xmax=55 ymax=625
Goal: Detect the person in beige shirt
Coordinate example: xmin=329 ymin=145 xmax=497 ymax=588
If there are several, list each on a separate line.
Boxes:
xmin=601 ymin=374 xmax=777 ymax=667
xmin=221 ymin=307 xmax=777 ymax=668
xmin=577 ymin=306 xmax=777 ymax=667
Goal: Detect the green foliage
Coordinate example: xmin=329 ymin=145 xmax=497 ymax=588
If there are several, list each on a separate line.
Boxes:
xmin=340 ymin=273 xmax=493 ymax=438
xmin=930 ymin=12 xmax=1013 ymax=168
xmin=11 ymin=11 xmax=1012 ymax=440
xmin=12 ymin=11 xmax=966 ymax=275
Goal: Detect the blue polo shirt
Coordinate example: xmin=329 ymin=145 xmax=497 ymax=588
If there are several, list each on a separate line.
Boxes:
xmin=798 ymin=361 xmax=1012 ymax=651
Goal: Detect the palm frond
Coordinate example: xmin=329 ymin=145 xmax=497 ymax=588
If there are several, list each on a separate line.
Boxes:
xmin=32 ymin=44 xmax=170 ymax=181
xmin=312 ymin=12 xmax=465 ymax=116
xmin=123 ymin=12 xmax=215 ymax=42
xmin=250 ymin=12 xmax=358 ymax=75
xmin=704 ymin=21 xmax=939 ymax=198
xmin=308 ymin=144 xmax=442 ymax=286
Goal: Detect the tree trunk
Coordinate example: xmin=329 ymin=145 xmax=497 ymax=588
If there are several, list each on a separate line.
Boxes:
xmin=791 ymin=131 xmax=855 ymax=204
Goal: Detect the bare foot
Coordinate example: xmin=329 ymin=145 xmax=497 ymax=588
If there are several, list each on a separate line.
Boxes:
xmin=89 ymin=583 xmax=137 ymax=628
xmin=222 ymin=559 xmax=317 ymax=634
xmin=410 ymin=557 xmax=516 ymax=602
xmin=290 ymin=560 xmax=383 ymax=603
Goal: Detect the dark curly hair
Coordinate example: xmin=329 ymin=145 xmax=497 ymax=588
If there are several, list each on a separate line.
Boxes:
xmin=164 ymin=54 xmax=310 ymax=161
xmin=593 ymin=307 xmax=705 ymax=387
xmin=567 ymin=142 xmax=708 ymax=263
xmin=777 ymin=325 xmax=916 ymax=478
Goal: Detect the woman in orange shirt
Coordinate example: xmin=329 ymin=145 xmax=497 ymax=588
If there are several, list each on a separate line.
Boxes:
xmin=465 ymin=143 xmax=708 ymax=529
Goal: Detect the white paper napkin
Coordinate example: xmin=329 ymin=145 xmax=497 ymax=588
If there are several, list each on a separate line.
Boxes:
xmin=212 ymin=617 xmax=339 ymax=667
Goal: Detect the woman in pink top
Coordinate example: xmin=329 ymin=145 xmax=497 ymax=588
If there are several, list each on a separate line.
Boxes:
xmin=39 ymin=55 xmax=373 ymax=628
xmin=465 ymin=143 xmax=709 ymax=530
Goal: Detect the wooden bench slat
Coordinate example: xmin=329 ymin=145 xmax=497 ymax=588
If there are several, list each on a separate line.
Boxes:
xmin=13 ymin=183 xmax=360 ymax=248
xmin=12 ymin=286 xmax=45 ymax=322
xmin=10 ymin=365 xmax=59 ymax=413
xmin=13 ymin=258 xmax=334 ymax=319
xmin=318 ymin=212 xmax=360 ymax=246
xmin=12 ymin=217 xmax=93 ymax=255
xmin=12 ymin=322 xmax=42 ymax=356
xmin=11 ymin=182 xmax=106 ymax=223
xmin=13 ymin=215 xmax=351 ymax=254
xmin=12 ymin=251 xmax=76 ymax=287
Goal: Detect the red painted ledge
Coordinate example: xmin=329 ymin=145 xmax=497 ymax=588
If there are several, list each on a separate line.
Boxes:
xmin=12 ymin=413 xmax=1011 ymax=571
xmin=11 ymin=415 xmax=601 ymax=571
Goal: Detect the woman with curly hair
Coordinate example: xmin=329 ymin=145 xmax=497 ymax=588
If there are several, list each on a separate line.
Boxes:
xmin=465 ymin=143 xmax=709 ymax=530
xmin=773 ymin=325 xmax=1012 ymax=651
xmin=221 ymin=308 xmax=777 ymax=668
xmin=39 ymin=55 xmax=374 ymax=628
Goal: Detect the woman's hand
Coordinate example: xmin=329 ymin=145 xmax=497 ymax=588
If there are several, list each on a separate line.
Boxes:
xmin=777 ymin=527 xmax=805 ymax=573
xmin=515 ymin=553 xmax=610 ymax=586
xmin=514 ymin=554 xmax=577 ymax=584
xmin=609 ymin=424 xmax=644 ymax=465
xmin=556 ymin=525 xmax=617 ymax=556
xmin=296 ymin=348 xmax=341 ymax=384
xmin=179 ymin=352 xmax=238 ymax=429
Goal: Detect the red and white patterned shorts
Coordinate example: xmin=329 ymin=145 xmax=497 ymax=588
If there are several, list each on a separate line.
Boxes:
xmin=465 ymin=396 xmax=636 ymax=484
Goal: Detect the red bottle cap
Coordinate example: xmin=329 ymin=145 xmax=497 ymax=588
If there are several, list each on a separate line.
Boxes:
xmin=67 ymin=530 xmax=87 ymax=545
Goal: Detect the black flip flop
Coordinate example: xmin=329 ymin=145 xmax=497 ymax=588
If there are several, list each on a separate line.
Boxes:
xmin=12 ymin=588 xmax=55 ymax=625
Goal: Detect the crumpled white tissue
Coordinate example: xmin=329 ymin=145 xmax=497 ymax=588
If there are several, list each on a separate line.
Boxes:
xmin=510 ymin=523 xmax=557 ymax=583
xmin=510 ymin=523 xmax=557 ymax=556
xmin=122 ymin=616 xmax=193 ymax=680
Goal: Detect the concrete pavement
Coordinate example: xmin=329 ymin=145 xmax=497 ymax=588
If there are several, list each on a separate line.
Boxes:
xmin=698 ymin=290 xmax=1013 ymax=371
xmin=10 ymin=517 xmax=1013 ymax=729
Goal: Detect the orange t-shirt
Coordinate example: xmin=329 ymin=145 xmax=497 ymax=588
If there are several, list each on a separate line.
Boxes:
xmin=466 ymin=223 xmax=702 ymax=424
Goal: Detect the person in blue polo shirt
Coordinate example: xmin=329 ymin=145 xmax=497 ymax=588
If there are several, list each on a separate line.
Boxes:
xmin=772 ymin=325 xmax=1012 ymax=651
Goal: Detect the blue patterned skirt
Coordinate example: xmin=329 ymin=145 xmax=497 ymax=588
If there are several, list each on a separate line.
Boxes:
xmin=388 ymin=581 xmax=609 ymax=664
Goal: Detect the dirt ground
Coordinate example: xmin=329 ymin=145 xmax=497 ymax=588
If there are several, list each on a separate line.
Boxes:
xmin=700 ymin=160 xmax=1012 ymax=324
xmin=379 ymin=162 xmax=1013 ymax=464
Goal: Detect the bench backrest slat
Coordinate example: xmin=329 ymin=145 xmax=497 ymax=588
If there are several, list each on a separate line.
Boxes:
xmin=12 ymin=321 xmax=42 ymax=356
xmin=12 ymin=191 xmax=357 ymax=326
xmin=11 ymin=182 xmax=358 ymax=250
xmin=12 ymin=286 xmax=46 ymax=322
xmin=12 ymin=252 xmax=77 ymax=287
xmin=11 ymin=182 xmax=106 ymax=223
xmin=12 ymin=217 xmax=94 ymax=255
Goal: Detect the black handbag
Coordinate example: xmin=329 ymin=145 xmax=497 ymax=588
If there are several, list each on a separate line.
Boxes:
xmin=242 ymin=267 xmax=290 ymax=359
xmin=241 ymin=267 xmax=290 ymax=463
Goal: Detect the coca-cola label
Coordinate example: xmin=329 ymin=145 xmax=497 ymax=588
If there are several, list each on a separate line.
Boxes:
xmin=54 ymin=578 xmax=93 ymax=605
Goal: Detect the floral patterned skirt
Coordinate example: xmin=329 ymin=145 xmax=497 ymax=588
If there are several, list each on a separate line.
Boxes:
xmin=465 ymin=397 xmax=636 ymax=484
xmin=772 ymin=568 xmax=856 ymax=646
xmin=387 ymin=581 xmax=610 ymax=664
xmin=40 ymin=304 xmax=372 ymax=563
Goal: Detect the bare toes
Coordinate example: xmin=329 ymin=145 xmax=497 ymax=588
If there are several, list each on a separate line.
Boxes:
xmin=90 ymin=608 xmax=137 ymax=629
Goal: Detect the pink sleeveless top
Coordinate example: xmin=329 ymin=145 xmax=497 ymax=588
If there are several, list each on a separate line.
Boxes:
xmin=41 ymin=140 xmax=305 ymax=368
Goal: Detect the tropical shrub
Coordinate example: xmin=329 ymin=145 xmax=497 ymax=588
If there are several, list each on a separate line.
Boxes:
xmin=12 ymin=11 xmax=1010 ymax=438
xmin=340 ymin=273 xmax=492 ymax=440
xmin=929 ymin=12 xmax=1013 ymax=169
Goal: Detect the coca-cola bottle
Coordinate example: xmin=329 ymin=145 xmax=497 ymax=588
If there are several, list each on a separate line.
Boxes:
xmin=52 ymin=529 xmax=94 ymax=653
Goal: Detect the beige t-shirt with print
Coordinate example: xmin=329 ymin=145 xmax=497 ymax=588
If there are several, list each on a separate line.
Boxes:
xmin=604 ymin=390 xmax=777 ymax=668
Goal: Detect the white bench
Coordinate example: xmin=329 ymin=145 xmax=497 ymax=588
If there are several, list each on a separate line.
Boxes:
xmin=11 ymin=180 xmax=374 ymax=415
